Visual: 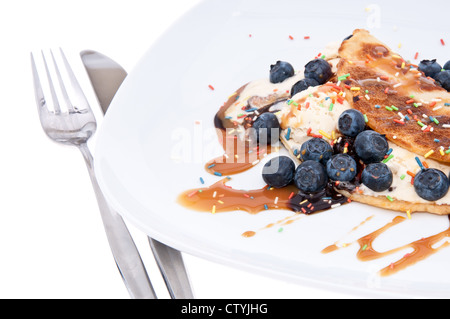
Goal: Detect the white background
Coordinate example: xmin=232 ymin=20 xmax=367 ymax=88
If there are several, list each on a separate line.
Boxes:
xmin=0 ymin=0 xmax=361 ymax=299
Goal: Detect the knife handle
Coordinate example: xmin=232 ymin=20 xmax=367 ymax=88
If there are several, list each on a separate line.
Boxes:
xmin=149 ymin=238 xmax=194 ymax=299
xmin=79 ymin=143 xmax=156 ymax=299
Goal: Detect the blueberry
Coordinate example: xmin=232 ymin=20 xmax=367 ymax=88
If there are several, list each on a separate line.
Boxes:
xmin=361 ymin=163 xmax=393 ymax=192
xmin=299 ymin=137 xmax=333 ymax=165
xmin=251 ymin=112 xmax=280 ymax=145
xmin=293 ymin=160 xmax=328 ymax=193
xmin=354 ymin=130 xmax=389 ymax=164
xmin=270 ymin=61 xmax=295 ymax=83
xmin=338 ymin=109 xmax=366 ymax=137
xmin=290 ymin=78 xmax=319 ymax=96
xmin=262 ymin=156 xmax=295 ymax=188
xmin=435 ymin=70 xmax=450 ymax=91
xmin=414 ymin=168 xmax=449 ymax=201
xmin=326 ymin=154 xmax=357 ymax=182
xmin=304 ymin=59 xmax=332 ymax=85
xmin=418 ymin=59 xmax=442 ymax=79
xmin=444 ymin=60 xmax=450 ymax=71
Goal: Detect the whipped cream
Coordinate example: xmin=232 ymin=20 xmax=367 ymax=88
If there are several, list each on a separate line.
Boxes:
xmin=278 ymin=85 xmax=351 ymax=147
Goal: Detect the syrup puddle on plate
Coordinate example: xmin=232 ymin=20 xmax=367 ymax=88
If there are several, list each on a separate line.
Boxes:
xmin=322 ymin=214 xmax=450 ymax=276
xmin=178 ymin=176 xmax=450 ymax=277
xmin=242 ymin=212 xmax=450 ymax=277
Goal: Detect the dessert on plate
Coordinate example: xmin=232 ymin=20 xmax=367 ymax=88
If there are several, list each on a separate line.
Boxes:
xmin=193 ymin=29 xmax=450 ymax=216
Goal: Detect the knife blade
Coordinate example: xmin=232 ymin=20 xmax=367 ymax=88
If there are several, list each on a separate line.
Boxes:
xmin=80 ymin=50 xmax=194 ymax=299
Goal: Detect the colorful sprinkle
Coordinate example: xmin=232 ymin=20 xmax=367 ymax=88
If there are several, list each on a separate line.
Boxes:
xmin=415 ymin=157 xmax=424 ymax=169
xmin=187 ymin=190 xmax=198 ymax=198
xmin=424 ymin=150 xmax=434 ymax=158
xmin=319 ymin=130 xmax=331 ymax=139
xmin=382 ymin=154 xmax=394 ymax=163
xmin=338 ymin=73 xmax=351 ymax=81
xmin=285 ymin=127 xmax=291 ymax=140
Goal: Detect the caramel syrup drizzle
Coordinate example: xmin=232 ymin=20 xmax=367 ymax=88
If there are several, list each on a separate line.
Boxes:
xmin=177 ymin=178 xmax=298 ymax=215
xmin=242 ymin=214 xmax=305 ymax=238
xmin=322 ymin=215 xmax=450 ymax=276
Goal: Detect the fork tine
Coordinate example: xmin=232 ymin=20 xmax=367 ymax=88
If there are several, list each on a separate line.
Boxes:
xmin=49 ymin=49 xmax=71 ymax=113
xmin=30 ymin=52 xmax=48 ymax=112
xmin=59 ymin=48 xmax=90 ymax=111
xmin=40 ymin=50 xmax=63 ymax=114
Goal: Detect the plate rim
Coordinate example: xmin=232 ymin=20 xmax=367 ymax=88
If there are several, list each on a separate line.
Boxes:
xmin=94 ymin=0 xmax=450 ymax=298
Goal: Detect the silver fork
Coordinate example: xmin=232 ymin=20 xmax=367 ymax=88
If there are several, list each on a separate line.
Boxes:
xmin=31 ymin=48 xmax=156 ymax=299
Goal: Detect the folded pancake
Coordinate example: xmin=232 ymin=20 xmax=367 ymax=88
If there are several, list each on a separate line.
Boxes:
xmin=214 ymin=31 xmax=450 ymax=215
xmin=337 ymin=29 xmax=450 ymax=164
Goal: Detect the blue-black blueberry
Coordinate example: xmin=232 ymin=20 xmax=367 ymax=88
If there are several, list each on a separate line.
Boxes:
xmin=304 ymin=59 xmax=332 ymax=85
xmin=338 ymin=109 xmax=366 ymax=137
xmin=414 ymin=168 xmax=449 ymax=201
xmin=250 ymin=112 xmax=280 ymax=145
xmin=293 ymin=160 xmax=328 ymax=193
xmin=270 ymin=61 xmax=295 ymax=84
xmin=299 ymin=137 xmax=333 ymax=165
xmin=354 ymin=130 xmax=389 ymax=164
xmin=444 ymin=60 xmax=450 ymax=71
xmin=290 ymin=78 xmax=319 ymax=97
xmin=262 ymin=156 xmax=295 ymax=188
xmin=326 ymin=153 xmax=357 ymax=182
xmin=418 ymin=59 xmax=442 ymax=79
xmin=361 ymin=162 xmax=393 ymax=192
xmin=435 ymin=70 xmax=450 ymax=91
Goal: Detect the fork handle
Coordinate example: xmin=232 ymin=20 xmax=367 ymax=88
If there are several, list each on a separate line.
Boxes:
xmin=78 ymin=142 xmax=157 ymax=299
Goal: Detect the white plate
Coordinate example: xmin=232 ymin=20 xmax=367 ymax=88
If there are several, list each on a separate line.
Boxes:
xmin=94 ymin=0 xmax=450 ymax=298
